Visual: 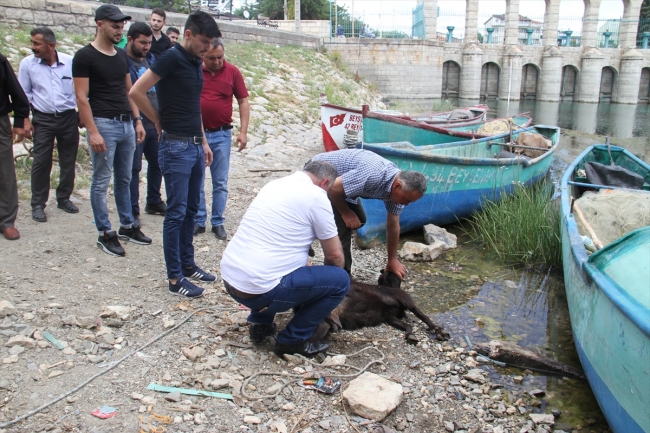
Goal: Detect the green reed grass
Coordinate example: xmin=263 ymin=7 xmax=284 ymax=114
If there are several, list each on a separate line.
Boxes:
xmin=466 ymin=181 xmax=561 ymax=267
xmin=431 ymin=99 xmax=456 ymax=112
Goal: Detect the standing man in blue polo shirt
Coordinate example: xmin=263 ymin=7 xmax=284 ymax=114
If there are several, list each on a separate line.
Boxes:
xmin=19 ymin=27 xmax=79 ymax=223
xmin=130 ymin=11 xmax=221 ymax=298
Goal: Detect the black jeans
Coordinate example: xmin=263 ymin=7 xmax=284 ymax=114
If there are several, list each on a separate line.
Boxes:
xmin=332 ymin=200 xmax=366 ymax=274
xmin=0 ymin=115 xmax=18 ymax=229
xmin=30 ymin=110 xmax=79 ymax=208
xmin=130 ymin=126 xmax=163 ymax=214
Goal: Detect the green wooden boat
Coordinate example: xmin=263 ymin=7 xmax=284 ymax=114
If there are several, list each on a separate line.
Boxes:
xmin=560 ymin=145 xmax=650 ymax=433
xmin=362 ymin=105 xmax=532 ymax=147
xmin=354 ymin=125 xmax=560 ymax=247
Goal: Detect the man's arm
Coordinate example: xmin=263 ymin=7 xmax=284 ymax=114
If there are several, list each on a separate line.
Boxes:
xmin=124 ymin=73 xmax=145 ymax=144
xmin=74 ymin=77 xmax=106 ymax=153
xmin=319 ymin=235 xmax=345 ymax=269
xmin=199 ymin=118 xmax=213 ymax=167
xmin=5 ymin=58 xmax=30 ymax=142
xmin=129 ymin=69 xmax=162 ymax=135
xmin=235 ymin=97 xmax=249 ymax=152
xmin=385 ymin=212 xmax=406 ymax=278
xmin=328 ymin=177 xmax=361 ymax=229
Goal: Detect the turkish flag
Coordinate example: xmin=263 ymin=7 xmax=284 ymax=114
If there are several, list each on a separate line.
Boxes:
xmin=330 ymin=114 xmax=345 ymax=128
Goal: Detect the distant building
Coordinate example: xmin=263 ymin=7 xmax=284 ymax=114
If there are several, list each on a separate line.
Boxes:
xmin=483 ymin=14 xmax=543 ymax=45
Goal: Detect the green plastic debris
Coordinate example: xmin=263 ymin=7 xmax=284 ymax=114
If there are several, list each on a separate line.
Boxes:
xmin=146 ymin=383 xmax=233 ymax=400
xmin=42 ymin=331 xmax=65 ymax=350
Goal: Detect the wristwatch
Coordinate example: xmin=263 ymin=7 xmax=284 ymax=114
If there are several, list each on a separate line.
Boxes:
xmin=133 ymin=116 xmax=143 ymax=122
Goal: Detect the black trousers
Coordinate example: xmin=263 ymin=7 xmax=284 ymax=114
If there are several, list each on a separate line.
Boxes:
xmin=30 ymin=109 xmax=79 ymax=208
xmin=0 ymin=115 xmax=18 ymax=229
xmin=332 ymin=200 xmax=366 ymax=274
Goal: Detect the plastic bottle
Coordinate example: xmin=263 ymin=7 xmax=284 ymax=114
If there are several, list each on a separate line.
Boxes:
xmin=581 ymin=235 xmax=597 ymax=253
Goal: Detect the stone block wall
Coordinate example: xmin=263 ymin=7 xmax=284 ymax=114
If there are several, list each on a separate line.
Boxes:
xmin=0 ymin=0 xmax=321 ymax=48
xmin=275 ymin=20 xmax=330 ymax=38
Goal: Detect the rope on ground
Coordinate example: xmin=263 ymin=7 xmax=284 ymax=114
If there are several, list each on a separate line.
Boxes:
xmin=240 ymin=346 xmax=386 ymax=400
xmin=0 ymin=306 xmax=240 ymax=430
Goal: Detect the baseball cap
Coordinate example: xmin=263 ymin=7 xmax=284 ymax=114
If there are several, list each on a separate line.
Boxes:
xmin=95 ymin=5 xmax=132 ymax=22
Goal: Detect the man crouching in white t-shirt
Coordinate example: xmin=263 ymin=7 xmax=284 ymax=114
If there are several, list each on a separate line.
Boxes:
xmin=220 ymin=161 xmax=350 ymax=358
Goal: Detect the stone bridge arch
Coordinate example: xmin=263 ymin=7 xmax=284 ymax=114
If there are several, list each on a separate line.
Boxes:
xmin=639 ymin=68 xmax=650 ymax=103
xmin=600 ymin=66 xmax=618 ymax=100
xmin=480 ymin=62 xmax=501 ymax=100
xmin=521 ymin=63 xmax=540 ymax=99
xmin=442 ymin=60 xmax=461 ymax=99
xmin=561 ymin=65 xmax=579 ymax=100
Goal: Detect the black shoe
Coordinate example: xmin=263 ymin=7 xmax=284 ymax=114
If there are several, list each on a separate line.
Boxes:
xmin=250 ymin=323 xmax=277 ymax=344
xmin=168 ymin=277 xmax=205 ymax=298
xmin=118 ymin=226 xmax=152 ymax=245
xmin=97 ymin=231 xmax=125 ymax=257
xmin=32 ymin=206 xmax=47 ymax=222
xmin=144 ymin=202 xmax=166 ymax=216
xmin=212 ymin=225 xmax=227 ymax=240
xmin=193 ymin=224 xmax=205 ymax=236
xmin=182 ymin=264 xmax=217 ymax=282
xmin=274 ymin=340 xmax=330 ymax=359
xmin=57 ymin=199 xmax=79 ymax=214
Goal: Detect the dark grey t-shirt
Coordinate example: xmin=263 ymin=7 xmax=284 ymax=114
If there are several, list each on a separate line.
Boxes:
xmin=128 ymin=55 xmax=159 ymax=113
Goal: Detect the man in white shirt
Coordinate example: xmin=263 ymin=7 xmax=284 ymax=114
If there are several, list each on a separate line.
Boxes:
xmin=19 ymin=27 xmax=79 ymax=223
xmin=220 ymin=161 xmax=349 ymax=358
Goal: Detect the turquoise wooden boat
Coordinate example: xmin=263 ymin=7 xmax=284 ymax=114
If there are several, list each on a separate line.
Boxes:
xmin=354 ymin=125 xmax=560 ymax=247
xmin=362 ymin=105 xmax=532 ymax=146
xmin=560 ymin=145 xmax=650 ymax=433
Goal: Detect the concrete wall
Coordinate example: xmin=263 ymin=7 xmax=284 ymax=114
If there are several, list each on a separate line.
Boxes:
xmin=325 ymin=38 xmax=650 ymax=103
xmin=0 ymin=0 xmax=322 ymax=48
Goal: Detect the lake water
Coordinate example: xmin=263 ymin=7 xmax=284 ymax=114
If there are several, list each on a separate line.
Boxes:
xmin=381 ymin=99 xmax=649 ymax=432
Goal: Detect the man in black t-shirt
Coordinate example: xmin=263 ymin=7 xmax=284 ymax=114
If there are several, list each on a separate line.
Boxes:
xmin=73 ymin=4 xmax=151 ymax=257
xmin=126 ymin=22 xmax=166 ymax=226
xmin=149 ymin=8 xmax=172 ymax=56
xmin=130 ymin=11 xmax=221 ymax=299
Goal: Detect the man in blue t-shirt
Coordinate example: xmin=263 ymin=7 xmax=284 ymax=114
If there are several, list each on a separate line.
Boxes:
xmin=130 ymin=11 xmax=221 ymax=299
xmin=125 ymin=22 xmax=166 ymax=226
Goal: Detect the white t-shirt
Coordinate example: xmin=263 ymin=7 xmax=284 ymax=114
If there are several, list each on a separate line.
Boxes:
xmin=220 ymin=171 xmax=338 ymax=294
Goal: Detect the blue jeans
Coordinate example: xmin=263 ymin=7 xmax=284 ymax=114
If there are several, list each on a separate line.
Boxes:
xmin=89 ymin=118 xmax=136 ymax=233
xmin=130 ymin=126 xmax=163 ymax=214
xmin=196 ymin=129 xmax=231 ymax=227
xmin=159 ymin=138 xmax=205 ymax=280
xmin=225 ymin=266 xmax=350 ymax=345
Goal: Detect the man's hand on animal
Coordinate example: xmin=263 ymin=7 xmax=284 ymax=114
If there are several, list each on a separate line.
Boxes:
xmin=385 ymin=257 xmax=406 ymax=279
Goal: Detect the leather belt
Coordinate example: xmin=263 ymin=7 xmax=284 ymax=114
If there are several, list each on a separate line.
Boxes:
xmin=224 ymin=280 xmax=260 ymax=299
xmin=205 ymin=125 xmax=233 ymax=133
xmin=161 ymin=133 xmax=203 ymax=144
xmin=99 ymin=114 xmax=133 ymax=122
xmin=32 ymin=108 xmax=76 ymax=118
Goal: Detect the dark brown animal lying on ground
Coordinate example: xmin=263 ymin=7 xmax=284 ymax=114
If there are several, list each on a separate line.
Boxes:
xmin=311 ymin=270 xmax=450 ymax=343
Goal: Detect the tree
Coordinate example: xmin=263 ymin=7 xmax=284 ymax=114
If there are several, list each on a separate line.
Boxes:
xmin=124 ymin=0 xmax=189 ymax=13
xmin=252 ymin=0 xmax=329 ymax=20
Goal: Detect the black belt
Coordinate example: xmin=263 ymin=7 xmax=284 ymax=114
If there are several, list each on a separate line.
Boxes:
xmin=161 ymin=133 xmax=203 ymax=144
xmin=99 ymin=114 xmax=133 ymax=122
xmin=32 ymin=108 xmax=76 ymax=118
xmin=205 ymin=125 xmax=233 ymax=133
xmin=224 ymin=280 xmax=260 ymax=299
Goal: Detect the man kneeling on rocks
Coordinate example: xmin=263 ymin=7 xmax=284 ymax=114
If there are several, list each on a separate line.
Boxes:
xmin=220 ymin=161 xmax=350 ymax=358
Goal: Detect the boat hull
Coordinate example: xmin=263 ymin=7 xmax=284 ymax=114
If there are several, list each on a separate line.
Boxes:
xmin=560 ymin=145 xmax=650 ymax=433
xmin=354 ymin=125 xmax=559 ymax=247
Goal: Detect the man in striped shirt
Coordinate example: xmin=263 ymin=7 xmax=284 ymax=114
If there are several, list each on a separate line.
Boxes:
xmin=311 ymin=149 xmax=427 ymax=278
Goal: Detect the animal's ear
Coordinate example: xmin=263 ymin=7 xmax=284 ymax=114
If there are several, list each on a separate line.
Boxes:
xmin=378 ymin=269 xmax=401 ymax=288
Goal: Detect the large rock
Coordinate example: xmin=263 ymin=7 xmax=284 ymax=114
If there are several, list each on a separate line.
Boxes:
xmin=0 ymin=300 xmax=16 ymax=318
xmin=4 ymin=335 xmax=36 ymax=349
xmin=342 ymin=372 xmax=403 ymax=421
xmin=398 ymin=241 xmax=446 ymax=262
xmin=530 ymin=413 xmax=555 ymax=425
xmin=423 ymin=224 xmax=457 ymax=249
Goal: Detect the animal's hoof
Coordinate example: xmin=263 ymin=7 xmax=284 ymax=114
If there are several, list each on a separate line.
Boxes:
xmin=406 ymin=334 xmax=419 ymax=345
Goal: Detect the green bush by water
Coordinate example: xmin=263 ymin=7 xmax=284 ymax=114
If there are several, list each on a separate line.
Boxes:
xmin=466 ymin=181 xmax=561 ymax=267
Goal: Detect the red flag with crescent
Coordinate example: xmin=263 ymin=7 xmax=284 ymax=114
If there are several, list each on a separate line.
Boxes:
xmin=330 ymin=114 xmax=345 ymax=128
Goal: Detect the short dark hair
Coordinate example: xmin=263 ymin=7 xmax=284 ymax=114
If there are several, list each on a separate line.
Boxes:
xmin=166 ymin=26 xmax=180 ymax=35
xmin=398 ymin=171 xmax=427 ymax=194
xmin=304 ymin=161 xmax=337 ymax=185
xmin=151 ymin=8 xmax=166 ymax=20
xmin=30 ymin=27 xmax=56 ymax=45
xmin=127 ymin=22 xmax=153 ymax=40
xmin=184 ymin=11 xmax=221 ymax=39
